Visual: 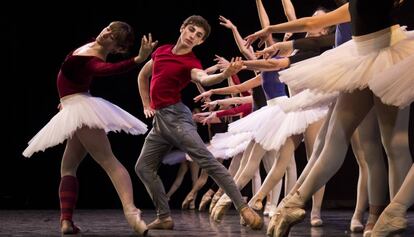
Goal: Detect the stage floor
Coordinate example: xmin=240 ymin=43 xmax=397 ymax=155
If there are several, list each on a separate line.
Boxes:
xmin=0 ymin=209 xmax=412 ymax=236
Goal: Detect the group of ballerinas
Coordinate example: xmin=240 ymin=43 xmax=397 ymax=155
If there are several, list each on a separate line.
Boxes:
xmin=22 ymin=0 xmax=413 ymax=236
xmin=169 ymin=0 xmax=413 ymax=237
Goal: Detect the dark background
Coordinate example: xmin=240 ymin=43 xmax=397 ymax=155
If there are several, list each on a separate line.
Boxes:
xmin=5 ymin=0 xmax=414 ymax=211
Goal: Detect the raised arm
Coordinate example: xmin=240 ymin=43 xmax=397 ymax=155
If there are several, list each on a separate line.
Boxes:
xmin=219 ymin=15 xmax=256 ymax=60
xmin=88 ymin=33 xmax=158 ymax=76
xmin=255 ymin=0 xmax=275 ymax=46
xmin=281 ymin=0 xmax=297 ymax=21
xmin=245 ymin=3 xmax=350 ymax=46
xmin=137 ymin=59 xmax=155 ymax=118
xmin=281 ymin=0 xmax=297 ymax=41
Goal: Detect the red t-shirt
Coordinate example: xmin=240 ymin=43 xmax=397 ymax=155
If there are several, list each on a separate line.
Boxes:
xmin=57 ymin=54 xmax=137 ymax=98
xmin=150 ymin=44 xmax=202 ymax=109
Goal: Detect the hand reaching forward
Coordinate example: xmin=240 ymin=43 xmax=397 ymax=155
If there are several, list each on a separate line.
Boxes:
xmin=244 ymin=28 xmax=270 ymax=48
xmin=194 ymin=90 xmax=213 ymax=103
xmin=136 ymin=33 xmax=158 ymax=63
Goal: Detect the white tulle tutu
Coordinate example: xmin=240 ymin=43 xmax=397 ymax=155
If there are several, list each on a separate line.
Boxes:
xmin=278 ymin=89 xmax=338 ymax=112
xmin=369 ymin=53 xmax=414 ymax=107
xmin=210 ymin=96 xmax=328 ymax=153
xmin=210 ymin=132 xmax=253 ymax=158
xmin=280 ymin=25 xmax=414 ymax=107
xmin=23 ymin=93 xmax=148 ymax=157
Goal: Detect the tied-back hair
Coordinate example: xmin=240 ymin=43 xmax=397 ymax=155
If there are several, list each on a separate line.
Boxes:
xmin=110 ymin=21 xmax=135 ymax=54
xmin=182 ymin=15 xmax=211 ymax=40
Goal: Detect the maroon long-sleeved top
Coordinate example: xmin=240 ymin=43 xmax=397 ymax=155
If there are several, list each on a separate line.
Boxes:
xmin=57 ymin=54 xmax=137 ymax=98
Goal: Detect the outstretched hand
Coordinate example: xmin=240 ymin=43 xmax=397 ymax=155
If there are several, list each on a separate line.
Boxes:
xmin=136 ymin=33 xmax=158 ymax=62
xmin=194 ymin=90 xmax=213 ymax=103
xmin=223 ymin=57 xmax=245 ymax=78
xmin=255 ymin=41 xmax=293 ymax=59
xmin=192 ymin=112 xmax=217 ymax=125
xmin=219 ymin=15 xmax=235 ymax=30
xmin=201 ymin=100 xmax=218 ymax=111
xmin=213 ymin=55 xmax=230 ymax=72
xmin=244 ymin=28 xmax=270 ymax=48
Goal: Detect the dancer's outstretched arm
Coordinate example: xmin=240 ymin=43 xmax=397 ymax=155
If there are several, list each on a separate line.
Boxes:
xmin=245 ymin=3 xmax=349 ymax=46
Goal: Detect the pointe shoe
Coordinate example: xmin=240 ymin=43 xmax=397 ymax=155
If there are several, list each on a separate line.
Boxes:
xmin=211 ymin=194 xmax=232 ymax=222
xmin=209 ymin=191 xmax=224 ymax=213
xmin=310 ymin=213 xmax=323 ymax=227
xmin=182 ymin=193 xmax=195 ymax=210
xmin=61 ymin=219 xmax=81 ymax=235
xmin=125 ymin=209 xmax=148 ymax=236
xmin=371 ymin=203 xmax=407 ymax=237
xmin=267 ymin=212 xmax=279 ymax=236
xmin=350 ymin=218 xmax=364 ymax=233
xmin=363 ymin=222 xmax=374 ymax=237
xmin=248 ymin=192 xmax=265 ymax=211
xmin=248 ymin=196 xmax=264 ymax=211
xmin=273 ymin=192 xmax=306 ymax=237
xmin=199 ymin=192 xmax=213 ymax=211
xmin=147 ymin=216 xmax=174 ymax=230
xmin=240 ymin=206 xmax=263 ymax=230
xmin=363 ymin=213 xmax=380 ymax=237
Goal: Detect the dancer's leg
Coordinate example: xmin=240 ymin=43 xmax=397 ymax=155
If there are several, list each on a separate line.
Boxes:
xmin=235 ymin=142 xmax=267 ymax=190
xmin=135 ymin=129 xmax=173 ymax=221
xmin=349 ymin=130 xmax=369 ymax=232
xmin=354 ymin=108 xmax=388 ymax=236
xmin=77 ymin=127 xmax=147 ymax=234
xmin=249 ymin=136 xmax=300 ymax=210
xmin=59 ymin=135 xmax=87 ymax=234
xmin=374 ymin=99 xmax=412 ymax=198
xmin=263 ymin=152 xmax=283 ymax=213
xmin=167 ymin=161 xmax=189 ymax=199
xmin=304 ymin=120 xmax=326 ymax=227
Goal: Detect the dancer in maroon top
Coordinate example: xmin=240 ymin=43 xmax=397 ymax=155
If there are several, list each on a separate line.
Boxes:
xmin=23 ymin=21 xmax=157 ymax=236
xmin=135 ymin=15 xmax=263 ymax=232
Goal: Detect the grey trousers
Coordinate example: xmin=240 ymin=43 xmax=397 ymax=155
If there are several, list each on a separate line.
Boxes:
xmin=135 ymin=102 xmax=246 ymax=218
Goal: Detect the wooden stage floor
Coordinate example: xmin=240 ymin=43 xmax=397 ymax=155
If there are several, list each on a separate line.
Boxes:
xmin=0 ymin=209 xmax=412 ymax=236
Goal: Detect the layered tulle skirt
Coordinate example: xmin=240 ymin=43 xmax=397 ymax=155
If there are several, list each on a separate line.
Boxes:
xmin=279 ymin=25 xmax=414 ymax=108
xmin=209 ymin=132 xmax=253 ymax=158
xmin=23 ymin=93 xmax=148 ymax=157
xmin=210 ymin=96 xmax=328 ymax=156
xmin=278 ymin=89 xmax=338 ymax=112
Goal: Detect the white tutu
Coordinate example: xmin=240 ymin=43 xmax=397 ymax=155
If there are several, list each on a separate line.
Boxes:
xmin=23 ymin=93 xmax=148 ymax=157
xmin=210 ymin=132 xmax=253 ymax=158
xmin=280 ymin=25 xmax=414 ymax=107
xmin=369 ymin=53 xmax=414 ymax=107
xmin=278 ymin=89 xmax=338 ymax=112
xmin=211 ymin=96 xmax=328 ymax=153
xmin=209 ymin=144 xmax=235 ymax=159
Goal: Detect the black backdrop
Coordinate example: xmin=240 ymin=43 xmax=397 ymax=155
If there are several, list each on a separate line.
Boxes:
xmin=5 ymin=0 xmax=414 ymax=210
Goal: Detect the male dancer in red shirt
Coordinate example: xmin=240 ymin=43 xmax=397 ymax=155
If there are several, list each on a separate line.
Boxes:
xmin=136 ymin=15 xmax=263 ymax=231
